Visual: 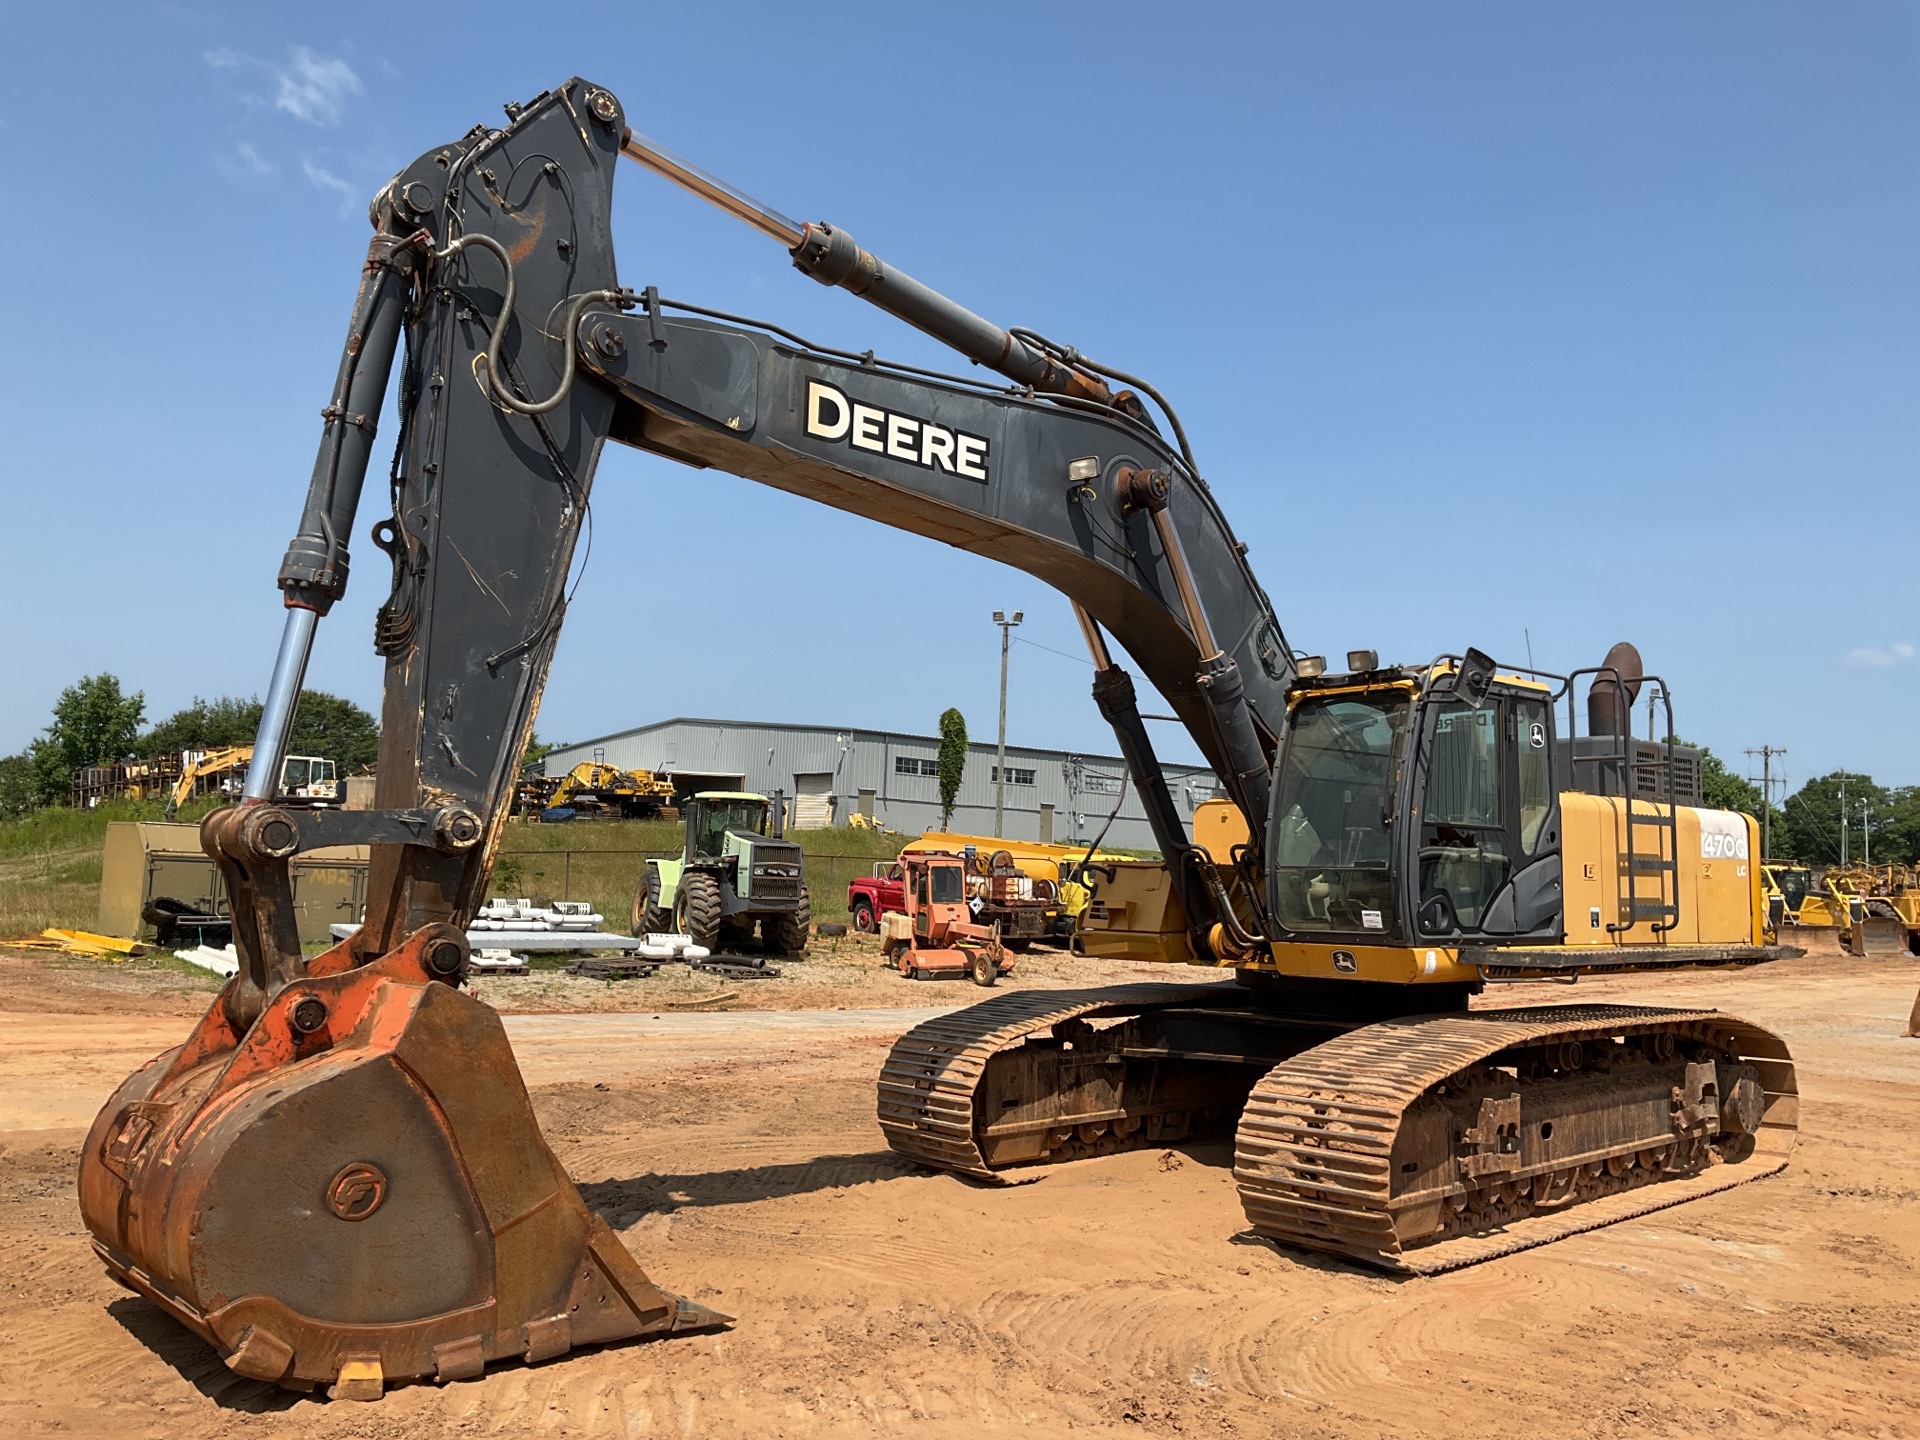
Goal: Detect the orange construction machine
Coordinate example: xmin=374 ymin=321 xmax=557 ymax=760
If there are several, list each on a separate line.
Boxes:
xmin=877 ymin=851 xmax=1014 ymax=986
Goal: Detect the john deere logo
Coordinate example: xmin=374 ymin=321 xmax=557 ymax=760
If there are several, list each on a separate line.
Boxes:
xmin=326 ymin=1162 xmax=388 ymax=1221
xmin=1331 ymin=950 xmax=1359 ymax=974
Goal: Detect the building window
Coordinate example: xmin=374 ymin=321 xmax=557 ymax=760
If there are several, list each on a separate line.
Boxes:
xmin=1080 ymin=770 xmax=1125 ymax=795
xmin=895 ymin=756 xmax=940 ymax=777
xmin=990 ymin=766 xmax=1035 ymax=786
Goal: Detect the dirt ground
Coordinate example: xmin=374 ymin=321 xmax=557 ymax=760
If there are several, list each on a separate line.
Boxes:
xmin=2 ymin=937 xmax=1916 ymax=1439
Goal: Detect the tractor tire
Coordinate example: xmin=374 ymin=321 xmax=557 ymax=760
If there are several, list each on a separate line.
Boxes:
xmin=852 ymin=898 xmax=877 ymax=933
xmin=763 ymin=888 xmax=812 ymax=957
xmin=678 ymin=871 xmax=723 ymax=951
xmin=970 ymin=949 xmax=998 ymax=987
xmin=632 ymin=867 xmax=672 ymax=938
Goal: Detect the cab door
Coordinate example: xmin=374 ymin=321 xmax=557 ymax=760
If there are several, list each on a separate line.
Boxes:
xmin=1408 ymin=687 xmax=1562 ymax=943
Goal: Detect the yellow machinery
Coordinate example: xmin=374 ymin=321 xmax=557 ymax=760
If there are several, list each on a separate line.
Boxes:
xmin=887 ymin=643 xmax=1798 ymax=1276
xmin=1821 ymin=865 xmax=1916 ymax=956
xmin=905 ymin=831 xmax=1129 ymax=934
xmin=523 ymin=761 xmax=675 ymax=819
xmin=1099 ymin=788 xmax=1771 ymax=978
xmin=163 ymin=747 xmax=339 ymax=818
xmin=1761 ymin=863 xmax=1819 ymax=930
xmin=69 ymin=81 xmax=1812 ymax=1398
xmin=1768 ymin=863 xmax=1912 ymax=956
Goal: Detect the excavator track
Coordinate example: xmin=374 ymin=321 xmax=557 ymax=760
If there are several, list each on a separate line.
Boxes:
xmin=878 ymin=983 xmax=1234 ymax=1178
xmin=1235 ymin=1004 xmax=1798 ymax=1274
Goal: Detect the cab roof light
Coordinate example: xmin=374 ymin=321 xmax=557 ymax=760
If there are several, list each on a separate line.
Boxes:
xmin=1346 ymin=649 xmax=1379 ymax=673
xmin=1296 ymin=655 xmax=1327 ymax=678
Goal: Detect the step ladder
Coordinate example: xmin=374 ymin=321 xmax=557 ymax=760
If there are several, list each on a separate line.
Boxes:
xmin=1613 ymin=734 xmax=1680 ymax=937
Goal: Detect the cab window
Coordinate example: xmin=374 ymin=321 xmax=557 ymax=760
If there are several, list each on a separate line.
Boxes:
xmin=1419 ymin=702 xmax=1510 ymax=929
xmin=1515 ymin=698 xmax=1552 ymax=854
xmin=1269 ymin=692 xmax=1408 ymax=935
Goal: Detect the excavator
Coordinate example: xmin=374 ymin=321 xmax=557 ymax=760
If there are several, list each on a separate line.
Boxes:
xmin=79 ymin=79 xmax=1798 ymax=1399
xmin=162 ymin=745 xmax=341 ymax=818
xmin=519 ymin=759 xmax=675 ymax=819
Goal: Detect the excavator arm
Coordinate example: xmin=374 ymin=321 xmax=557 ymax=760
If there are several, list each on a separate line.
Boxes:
xmin=257 ymin=76 xmax=1291 ymax=980
xmin=79 ymin=77 xmax=1294 ymax=1397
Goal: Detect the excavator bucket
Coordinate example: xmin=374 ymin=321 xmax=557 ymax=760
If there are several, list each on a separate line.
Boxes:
xmin=77 ymin=927 xmax=724 ymax=1398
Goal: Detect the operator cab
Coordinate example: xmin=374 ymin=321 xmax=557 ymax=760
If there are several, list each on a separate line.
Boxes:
xmin=688 ymin=792 xmax=772 ymax=858
xmin=1267 ymin=647 xmax=1652 ymax=949
xmin=274 ymin=755 xmax=339 ymax=806
xmin=1762 ymin=863 xmax=1812 ymax=928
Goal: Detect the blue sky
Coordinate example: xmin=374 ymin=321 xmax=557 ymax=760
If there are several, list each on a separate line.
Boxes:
xmin=1 ymin=4 xmax=1914 ymax=797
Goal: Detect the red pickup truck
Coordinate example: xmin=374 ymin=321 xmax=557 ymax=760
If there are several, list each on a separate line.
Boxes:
xmin=848 ymin=862 xmax=906 ymax=935
xmin=848 ymin=852 xmax=1055 ymax=949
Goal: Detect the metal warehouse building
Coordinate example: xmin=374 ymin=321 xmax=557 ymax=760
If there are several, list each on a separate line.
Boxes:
xmin=543 ymin=718 xmax=1222 ymax=850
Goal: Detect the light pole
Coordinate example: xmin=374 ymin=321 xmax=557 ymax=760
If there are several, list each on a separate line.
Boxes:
xmin=1861 ymin=799 xmax=1873 ymax=865
xmin=992 ymin=609 xmax=1023 ymax=838
xmin=1838 ymin=772 xmax=1849 ymax=866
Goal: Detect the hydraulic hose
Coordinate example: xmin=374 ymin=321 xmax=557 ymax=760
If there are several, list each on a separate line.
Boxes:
xmin=433 ymin=233 xmax=629 ymax=415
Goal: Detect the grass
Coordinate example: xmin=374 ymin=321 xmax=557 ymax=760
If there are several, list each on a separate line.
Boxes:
xmin=0 ymin=803 xmax=913 ymax=940
xmin=0 ymin=797 xmax=226 ymax=938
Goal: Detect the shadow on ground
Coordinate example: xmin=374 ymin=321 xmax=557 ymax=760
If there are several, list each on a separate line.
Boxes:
xmin=108 ymin=1297 xmax=307 ymax=1412
xmin=581 ymin=1149 xmax=915 ymax=1221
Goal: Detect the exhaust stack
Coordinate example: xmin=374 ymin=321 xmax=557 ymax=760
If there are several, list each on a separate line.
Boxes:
xmin=1587 ymin=641 xmax=1644 ymax=738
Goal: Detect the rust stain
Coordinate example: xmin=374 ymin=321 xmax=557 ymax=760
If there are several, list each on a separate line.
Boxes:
xmin=504 ymin=188 xmax=552 ymax=266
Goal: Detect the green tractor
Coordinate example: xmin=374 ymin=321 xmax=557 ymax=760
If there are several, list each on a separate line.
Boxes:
xmin=633 ymin=792 xmax=811 ymax=955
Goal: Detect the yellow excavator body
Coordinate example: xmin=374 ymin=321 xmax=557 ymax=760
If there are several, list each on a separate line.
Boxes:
xmin=1161 ymin=794 xmax=1770 ymax=983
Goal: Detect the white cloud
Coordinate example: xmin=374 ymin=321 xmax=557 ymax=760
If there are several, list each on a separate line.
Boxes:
xmin=1844 ymin=641 xmax=1915 ymax=670
xmin=203 ymin=46 xmax=243 ymax=69
xmin=275 ymin=48 xmax=361 ymax=126
xmin=213 ymin=141 xmax=275 ymax=181
xmin=302 ymin=159 xmax=356 ymax=200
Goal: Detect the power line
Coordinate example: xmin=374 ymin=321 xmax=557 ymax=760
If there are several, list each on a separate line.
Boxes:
xmin=1011 ymin=634 xmax=1093 ymax=666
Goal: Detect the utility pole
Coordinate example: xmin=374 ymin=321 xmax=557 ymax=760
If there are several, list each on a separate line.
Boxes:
xmin=992 ymin=609 xmax=1023 ymax=838
xmin=1745 ymin=745 xmax=1786 ymax=860
xmin=1861 ymin=799 xmax=1873 ymax=865
xmin=1837 ymin=772 xmax=1849 ymax=866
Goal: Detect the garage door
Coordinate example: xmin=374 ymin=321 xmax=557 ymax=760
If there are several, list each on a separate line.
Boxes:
xmin=791 ymin=772 xmax=834 ymax=830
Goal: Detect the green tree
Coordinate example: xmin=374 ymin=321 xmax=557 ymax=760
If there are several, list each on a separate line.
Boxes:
xmin=287 ymin=692 xmax=380 ymax=774
xmin=937 ymin=707 xmax=968 ymax=828
xmin=0 ymin=754 xmax=36 ymax=818
xmin=1880 ymin=786 xmax=1920 ymax=867
xmin=520 ymin=730 xmax=563 ymax=777
xmin=44 ymin=673 xmax=146 ymax=769
xmin=142 ymin=695 xmax=261 ymax=753
xmin=29 ymin=674 xmax=146 ymax=804
xmin=1686 ymin=741 xmax=1763 ymax=816
xmin=1780 ymin=772 xmax=1892 ymax=866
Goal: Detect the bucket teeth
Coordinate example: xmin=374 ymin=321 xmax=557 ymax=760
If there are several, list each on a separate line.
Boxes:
xmin=667 ymin=1296 xmax=734 ymax=1332
xmin=78 ymin=952 xmax=726 ymax=1396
